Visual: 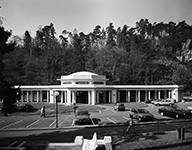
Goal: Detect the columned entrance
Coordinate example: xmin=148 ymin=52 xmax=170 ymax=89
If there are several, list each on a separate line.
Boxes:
xmin=76 ymin=91 xmax=88 ymax=104
xmin=96 ymin=90 xmax=112 ymax=104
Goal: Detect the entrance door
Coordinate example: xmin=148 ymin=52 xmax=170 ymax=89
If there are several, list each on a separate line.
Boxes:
xmin=130 ymin=91 xmax=136 ymax=102
xmin=76 ymin=91 xmax=88 ymax=104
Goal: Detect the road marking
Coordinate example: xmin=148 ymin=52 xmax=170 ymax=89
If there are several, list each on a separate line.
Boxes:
xmin=26 ymin=119 xmax=40 ymax=128
xmin=17 ymin=141 xmax=26 ymax=147
xmin=49 ymin=119 xmax=63 ymax=127
xmin=106 ymin=117 xmax=117 ymax=124
xmin=49 ymin=119 xmax=56 ymax=127
xmin=2 ymin=120 xmax=22 ymax=129
xmin=8 ymin=141 xmax=17 ymax=147
xmin=111 ymin=109 xmax=116 ymax=113
xmin=123 ymin=116 xmax=130 ymax=120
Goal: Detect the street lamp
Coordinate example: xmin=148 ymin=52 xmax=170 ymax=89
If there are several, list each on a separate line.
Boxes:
xmin=55 ymin=91 xmax=59 ymax=128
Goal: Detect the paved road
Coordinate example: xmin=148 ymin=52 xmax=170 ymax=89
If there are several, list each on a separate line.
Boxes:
xmin=0 ymin=119 xmax=192 ymax=148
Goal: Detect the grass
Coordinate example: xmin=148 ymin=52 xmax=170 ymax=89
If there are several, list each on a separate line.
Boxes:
xmin=112 ymin=132 xmax=192 ymax=150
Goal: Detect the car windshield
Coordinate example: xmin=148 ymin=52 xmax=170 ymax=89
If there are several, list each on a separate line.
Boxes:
xmin=138 ymin=109 xmax=148 ymax=113
xmin=170 ymin=105 xmax=183 ymax=110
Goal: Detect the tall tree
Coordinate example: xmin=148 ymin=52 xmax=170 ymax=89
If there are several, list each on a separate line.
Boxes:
xmin=0 ymin=26 xmax=20 ymax=114
xmin=23 ymin=30 xmax=33 ymax=57
xmin=106 ymin=23 xmax=116 ymax=47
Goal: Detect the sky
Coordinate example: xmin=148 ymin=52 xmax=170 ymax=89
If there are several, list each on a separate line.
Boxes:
xmin=1 ymin=0 xmax=192 ymax=37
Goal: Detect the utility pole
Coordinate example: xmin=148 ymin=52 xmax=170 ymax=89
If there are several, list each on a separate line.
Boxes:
xmin=55 ymin=91 xmax=59 ymax=128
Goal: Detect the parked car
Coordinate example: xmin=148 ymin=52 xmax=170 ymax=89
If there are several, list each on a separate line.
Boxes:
xmin=116 ymin=103 xmax=125 ymax=111
xmin=130 ymin=108 xmax=154 ymax=121
xmin=153 ymin=99 xmax=175 ymax=106
xmin=151 ymin=99 xmax=162 ymax=105
xmin=15 ymin=103 xmax=35 ymax=112
xmin=145 ymin=98 xmax=156 ymax=104
xmin=114 ymin=103 xmax=125 ymax=111
xmin=187 ymin=106 xmax=192 ymax=113
xmin=158 ymin=105 xmax=192 ymax=118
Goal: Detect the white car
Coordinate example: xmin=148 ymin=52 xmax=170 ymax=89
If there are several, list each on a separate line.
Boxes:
xmin=153 ymin=99 xmax=175 ymax=106
xmin=187 ymin=106 xmax=192 ymax=113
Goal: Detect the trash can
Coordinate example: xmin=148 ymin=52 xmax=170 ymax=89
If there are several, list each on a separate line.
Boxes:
xmin=177 ymin=127 xmax=181 ymax=139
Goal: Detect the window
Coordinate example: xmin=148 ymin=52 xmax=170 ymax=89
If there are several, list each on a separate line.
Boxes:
xmin=93 ymin=82 xmax=104 ymax=85
xmin=76 ymin=81 xmax=89 ymax=84
xmin=63 ymin=82 xmax=72 ymax=84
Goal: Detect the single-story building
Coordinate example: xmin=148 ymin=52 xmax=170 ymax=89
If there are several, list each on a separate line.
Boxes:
xmin=18 ymin=71 xmax=183 ymax=105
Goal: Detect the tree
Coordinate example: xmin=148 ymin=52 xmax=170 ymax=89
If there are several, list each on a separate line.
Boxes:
xmin=106 ymin=23 xmax=116 ymax=47
xmin=0 ymin=26 xmax=21 ymax=115
xmin=23 ymin=30 xmax=33 ymax=57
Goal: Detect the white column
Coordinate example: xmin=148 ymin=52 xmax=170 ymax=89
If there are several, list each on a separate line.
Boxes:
xmin=66 ymin=89 xmax=71 ymax=105
xmin=158 ymin=90 xmax=161 ymax=99
xmin=127 ymin=90 xmax=130 ymax=102
xmin=61 ymin=91 xmax=63 ymax=103
xmin=47 ymin=91 xmax=49 ymax=102
xmin=88 ymin=91 xmax=91 ymax=104
xmin=169 ymin=90 xmax=172 ymax=98
xmin=108 ymin=91 xmax=111 ymax=103
xmin=64 ymin=91 xmax=67 ymax=104
xmin=72 ymin=91 xmax=76 ymax=104
xmin=138 ymin=90 xmax=140 ymax=102
xmin=148 ymin=90 xmax=151 ymax=100
xmin=37 ymin=91 xmax=39 ymax=103
xmin=50 ymin=90 xmax=54 ymax=103
xmin=91 ymin=90 xmax=96 ymax=105
xmin=27 ymin=91 xmax=29 ymax=103
xmin=31 ymin=91 xmax=33 ymax=102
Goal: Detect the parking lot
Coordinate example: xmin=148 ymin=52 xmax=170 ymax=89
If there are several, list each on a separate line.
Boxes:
xmin=0 ymin=102 xmax=192 ymax=130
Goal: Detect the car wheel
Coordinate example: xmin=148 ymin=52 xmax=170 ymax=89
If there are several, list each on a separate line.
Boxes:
xmin=160 ymin=112 xmax=164 ymax=116
xmin=175 ymin=114 xmax=179 ymax=118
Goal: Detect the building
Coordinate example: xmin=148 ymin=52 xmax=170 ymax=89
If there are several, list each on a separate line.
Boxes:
xmin=19 ymin=71 xmax=183 ymax=105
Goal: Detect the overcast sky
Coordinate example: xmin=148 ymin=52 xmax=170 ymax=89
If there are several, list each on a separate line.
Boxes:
xmin=1 ymin=0 xmax=192 ymax=37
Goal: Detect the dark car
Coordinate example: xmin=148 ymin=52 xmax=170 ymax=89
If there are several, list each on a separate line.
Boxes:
xmin=130 ymin=108 xmax=154 ymax=121
xmin=16 ymin=103 xmax=35 ymax=112
xmin=158 ymin=105 xmax=192 ymax=118
xmin=117 ymin=104 xmax=125 ymax=111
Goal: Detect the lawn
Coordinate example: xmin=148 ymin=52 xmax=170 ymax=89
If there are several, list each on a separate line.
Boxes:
xmin=112 ymin=132 xmax=192 ymax=150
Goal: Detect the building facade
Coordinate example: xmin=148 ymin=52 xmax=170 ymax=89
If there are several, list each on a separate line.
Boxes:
xmin=19 ymin=71 xmax=183 ymax=105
